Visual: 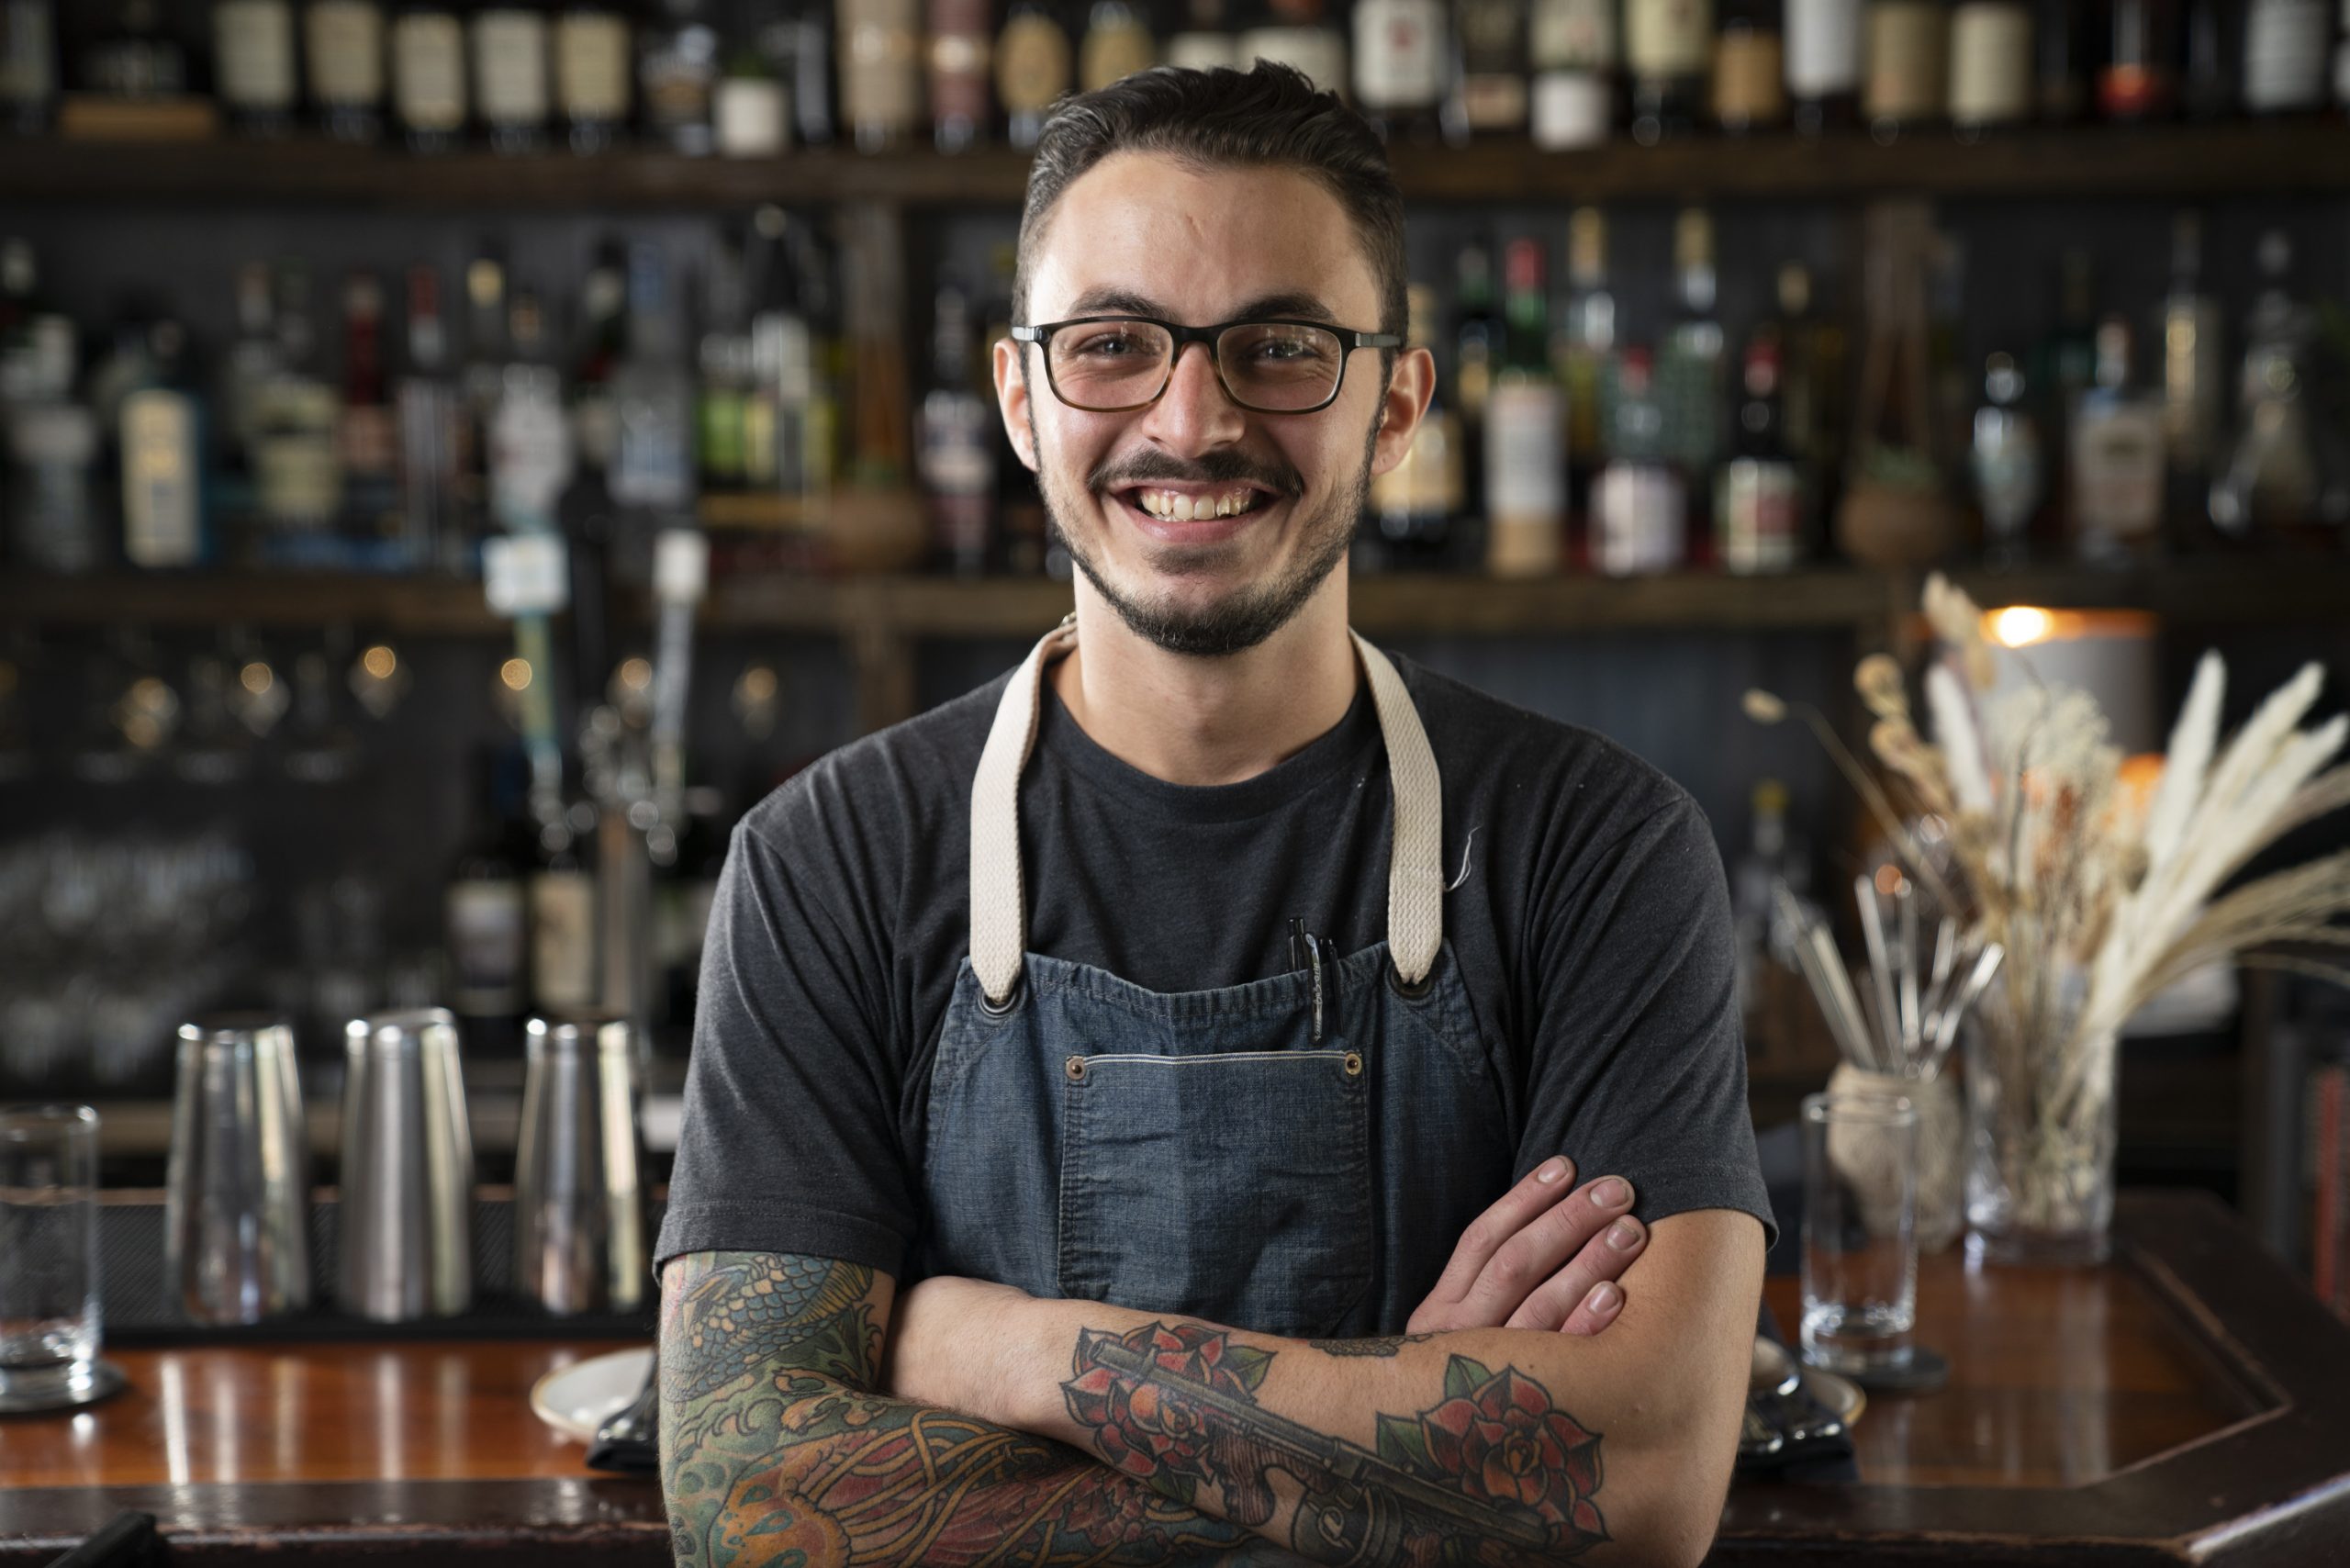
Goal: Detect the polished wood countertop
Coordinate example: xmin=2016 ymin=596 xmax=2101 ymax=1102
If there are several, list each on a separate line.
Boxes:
xmin=4 ymin=1190 xmax=2347 ymax=1565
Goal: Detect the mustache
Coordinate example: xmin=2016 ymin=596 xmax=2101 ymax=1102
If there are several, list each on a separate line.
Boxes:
xmin=1088 ymin=450 xmax=1302 ymax=498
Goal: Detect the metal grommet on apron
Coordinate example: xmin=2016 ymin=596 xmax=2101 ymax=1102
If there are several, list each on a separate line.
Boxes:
xmin=915 ymin=618 xmax=1515 ymax=1338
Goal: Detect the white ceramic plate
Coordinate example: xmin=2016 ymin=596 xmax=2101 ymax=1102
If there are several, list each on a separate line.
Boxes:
xmin=531 ymin=1346 xmax=655 ymax=1443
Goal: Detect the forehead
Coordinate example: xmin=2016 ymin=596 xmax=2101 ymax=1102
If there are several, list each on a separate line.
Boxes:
xmin=1026 ymin=151 xmax=1382 ymax=326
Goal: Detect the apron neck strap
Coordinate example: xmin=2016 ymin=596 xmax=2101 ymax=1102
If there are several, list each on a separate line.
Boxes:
xmin=969 ymin=617 xmax=1445 ymax=1007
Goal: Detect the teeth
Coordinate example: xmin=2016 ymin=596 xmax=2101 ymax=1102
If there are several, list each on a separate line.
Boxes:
xmin=1134 ymin=488 xmax=1259 ymax=520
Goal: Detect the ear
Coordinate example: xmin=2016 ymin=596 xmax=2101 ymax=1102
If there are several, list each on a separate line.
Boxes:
xmin=994 ymin=337 xmax=1039 ymax=472
xmin=1368 ymin=346 xmax=1436 ymax=481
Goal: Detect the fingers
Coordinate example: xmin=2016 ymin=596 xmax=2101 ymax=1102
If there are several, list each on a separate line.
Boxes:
xmin=1411 ymin=1155 xmax=1577 ymax=1328
xmin=1413 ymin=1169 xmax=1641 ymax=1334
xmin=1504 ymin=1211 xmax=1649 ymax=1334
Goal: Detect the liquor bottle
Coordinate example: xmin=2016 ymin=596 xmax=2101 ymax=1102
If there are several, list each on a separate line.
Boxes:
xmin=447 ymin=745 xmax=531 ymax=1047
xmin=920 ymin=275 xmax=996 ymax=576
xmin=611 ymin=241 xmax=697 ymax=515
xmin=1 ymin=0 xmax=58 ymax=134
xmin=1948 ymin=0 xmax=2031 ymax=133
xmin=1786 ymin=0 xmax=1862 ymax=131
xmin=697 ymin=233 xmax=752 ymax=494
xmin=2098 ymin=0 xmax=2179 ymax=119
xmin=472 ymin=3 xmax=552 ymax=153
xmin=307 ymin=0 xmax=388 ymax=141
xmin=643 ymin=0 xmax=722 ymax=153
xmin=1970 ymin=351 xmax=2040 ymax=563
xmin=218 ymin=262 xmax=283 ymax=512
xmin=492 ymin=289 xmax=574 ymax=531
xmin=1556 ymin=207 xmax=1616 ymax=492
xmin=2070 ymin=316 xmax=2165 ymax=560
xmin=529 ymin=806 xmax=600 ymax=1016
xmin=1864 ymin=0 xmax=1945 ymax=139
xmin=1715 ymin=0 xmax=1788 ymax=133
xmin=7 ymin=395 xmax=100 ymax=574
xmin=1592 ymin=347 xmax=1684 ymax=575
xmin=1657 ymin=208 xmax=1724 ymax=490
xmin=83 ymin=0 xmax=189 ymax=100
xmin=1081 ymin=1 xmax=1156 ymax=90
xmin=215 ymin=0 xmax=299 ymax=136
xmin=1455 ymin=0 xmax=1530 ymax=136
xmin=396 ymin=264 xmax=461 ymax=571
xmin=744 ymin=207 xmax=827 ymax=510
xmin=1484 ymin=237 xmax=1565 ymax=578
xmin=1365 ymin=284 xmax=1460 ymax=571
xmin=2035 ymin=0 xmax=2089 ymax=119
xmin=1529 ymin=0 xmax=1617 ymax=149
xmin=2159 ymin=211 xmax=2223 ymax=531
xmin=840 ymin=0 xmax=920 ymax=151
xmin=2210 ymin=231 xmax=2325 ymax=540
xmin=1167 ymin=0 xmax=1238 ymax=70
xmin=390 ymin=0 xmax=467 ymax=151
xmin=2244 ymin=0 xmax=2330 ymax=113
xmin=1772 ymin=262 xmax=1846 ymax=530
xmin=457 ymin=248 xmax=510 ymax=543
xmin=1718 ymin=334 xmax=1802 ymax=574
xmin=1352 ymin=0 xmax=1448 ymax=143
xmin=2037 ymin=246 xmax=2096 ymax=530
xmin=556 ymin=0 xmax=633 ymax=152
xmin=791 ymin=0 xmax=835 ymax=145
xmin=119 ymin=318 xmax=207 ymax=570
xmin=714 ymin=6 xmax=790 ymax=156
xmin=997 ymin=0 xmax=1069 ymax=148
xmin=339 ymin=272 xmax=402 ymax=551
xmin=253 ymin=263 xmax=343 ymax=551
xmin=1627 ymin=0 xmax=1714 ymax=141
xmin=1450 ymin=241 xmax=1496 ymax=524
xmin=929 ymin=0 xmax=992 ymax=151
xmin=2180 ymin=0 xmax=2232 ymax=117
xmin=1237 ymin=0 xmax=1348 ymax=96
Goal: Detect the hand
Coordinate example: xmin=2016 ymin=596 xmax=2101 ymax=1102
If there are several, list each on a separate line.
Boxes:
xmin=880 ymin=1273 xmax=1035 ymax=1423
xmin=1406 ymin=1157 xmax=1646 ymax=1336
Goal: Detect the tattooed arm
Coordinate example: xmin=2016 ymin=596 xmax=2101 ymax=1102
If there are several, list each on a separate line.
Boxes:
xmin=946 ymin=1209 xmax=1764 ymax=1568
xmin=657 ymin=1249 xmax=1317 ymax=1566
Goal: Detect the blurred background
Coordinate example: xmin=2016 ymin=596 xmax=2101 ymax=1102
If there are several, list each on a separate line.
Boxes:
xmin=1 ymin=1 xmax=2346 ymax=1287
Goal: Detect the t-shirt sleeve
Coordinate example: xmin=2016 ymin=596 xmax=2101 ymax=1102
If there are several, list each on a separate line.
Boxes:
xmin=1518 ymin=796 xmax=1780 ymax=1254
xmin=654 ymin=808 xmax=917 ymax=1280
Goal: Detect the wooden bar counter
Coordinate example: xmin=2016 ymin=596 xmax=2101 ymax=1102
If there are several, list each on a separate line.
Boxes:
xmin=5 ymin=1190 xmax=2348 ymax=1565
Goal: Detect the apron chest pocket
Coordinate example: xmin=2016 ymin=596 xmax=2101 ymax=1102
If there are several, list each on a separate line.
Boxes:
xmin=1057 ymin=1047 xmax=1373 ymax=1338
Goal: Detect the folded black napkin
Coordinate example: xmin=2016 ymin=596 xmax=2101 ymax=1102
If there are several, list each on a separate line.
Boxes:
xmin=1736 ymin=1296 xmax=1861 ymax=1483
xmin=584 ymin=1357 xmax=661 ymax=1477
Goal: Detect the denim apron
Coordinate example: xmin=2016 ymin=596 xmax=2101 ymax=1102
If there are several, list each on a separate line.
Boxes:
xmin=916 ymin=617 xmax=1515 ymax=1338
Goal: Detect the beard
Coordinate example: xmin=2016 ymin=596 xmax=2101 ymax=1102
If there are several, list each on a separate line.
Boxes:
xmin=1029 ymin=400 xmax=1380 ymax=660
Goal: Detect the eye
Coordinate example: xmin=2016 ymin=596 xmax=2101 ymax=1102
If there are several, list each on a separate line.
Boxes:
xmin=1063 ymin=325 xmax=1158 ymax=360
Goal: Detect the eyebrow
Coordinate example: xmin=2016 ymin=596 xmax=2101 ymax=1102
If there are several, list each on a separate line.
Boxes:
xmin=1058 ymin=287 xmax=1345 ymax=326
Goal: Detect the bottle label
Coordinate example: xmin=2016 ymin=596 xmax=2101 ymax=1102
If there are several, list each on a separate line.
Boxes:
xmin=1718 ymin=457 xmax=1800 ymax=573
xmin=556 ymin=15 xmax=632 ymax=119
xmin=491 ymin=384 xmax=574 ymax=529
xmin=472 ymin=13 xmax=550 ymax=122
xmin=1532 ymin=0 xmax=1617 ymax=72
xmin=1531 ymin=72 xmax=1612 ymax=147
xmin=216 ymin=1 xmax=297 ymax=110
xmin=1627 ymin=0 xmax=1713 ymax=78
xmin=928 ymin=23 xmax=992 ymax=126
xmin=996 ymin=15 xmax=1072 ymax=114
xmin=2244 ymin=0 xmax=2329 ymax=111
xmin=1785 ymin=0 xmax=1862 ymax=98
xmin=920 ymin=396 xmax=997 ymax=497
xmin=530 ymin=870 xmax=599 ymax=1013
xmin=1080 ymin=18 xmax=1157 ymax=94
xmin=1713 ymin=29 xmax=1786 ymax=126
xmin=1354 ymin=0 xmax=1447 ymax=110
xmin=1484 ymin=380 xmax=1566 ymax=523
xmin=1 ymin=1 xmax=57 ymax=103
xmin=1865 ymin=1 xmax=1945 ymax=120
xmin=1595 ymin=464 xmax=1685 ymax=575
xmin=1949 ymin=4 xmax=2032 ymax=125
xmin=715 ymin=76 xmax=789 ymax=155
xmin=844 ymin=6 xmax=923 ymax=132
xmin=307 ymin=2 xmax=385 ymax=104
xmin=1235 ymin=28 xmax=1348 ymax=95
xmin=393 ymin=15 xmax=465 ymax=130
xmin=1166 ymin=33 xmax=1239 ymax=72
xmin=122 ymin=389 xmax=200 ymax=567
xmin=448 ymin=879 xmax=525 ymax=1015
xmin=2071 ymin=409 xmax=2165 ymax=540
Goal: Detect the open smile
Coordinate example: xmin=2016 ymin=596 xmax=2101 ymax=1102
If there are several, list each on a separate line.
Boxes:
xmin=1107 ymin=481 xmax=1287 ymax=544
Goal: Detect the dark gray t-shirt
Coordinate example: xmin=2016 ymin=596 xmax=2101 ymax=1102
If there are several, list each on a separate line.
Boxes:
xmin=656 ymin=648 xmax=1779 ymax=1282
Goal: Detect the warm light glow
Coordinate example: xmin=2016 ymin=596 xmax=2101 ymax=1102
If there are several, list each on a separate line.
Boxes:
xmin=362 ymin=644 xmax=397 ymax=680
xmin=1988 ymin=606 xmax=2055 ymax=648
xmin=500 ymin=658 xmax=532 ymax=691
xmin=239 ymin=662 xmax=274 ymax=695
xmin=1874 ymin=863 xmax=1908 ymax=897
xmin=618 ymin=657 xmax=653 ymax=692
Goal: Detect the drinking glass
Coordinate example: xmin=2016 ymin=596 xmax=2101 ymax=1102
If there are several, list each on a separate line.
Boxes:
xmin=1800 ymin=1090 xmax=1919 ymax=1377
xmin=0 ymin=1103 xmax=105 ymax=1407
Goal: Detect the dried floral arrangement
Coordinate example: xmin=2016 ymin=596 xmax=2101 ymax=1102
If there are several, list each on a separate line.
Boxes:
xmin=1747 ymin=574 xmax=2350 ymax=1245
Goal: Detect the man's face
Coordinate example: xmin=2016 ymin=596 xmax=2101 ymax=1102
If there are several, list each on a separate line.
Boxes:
xmin=998 ymin=153 xmax=1427 ymax=658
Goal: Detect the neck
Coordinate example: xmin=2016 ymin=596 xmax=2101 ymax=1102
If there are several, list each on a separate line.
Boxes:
xmin=1049 ymin=572 xmax=1359 ymax=788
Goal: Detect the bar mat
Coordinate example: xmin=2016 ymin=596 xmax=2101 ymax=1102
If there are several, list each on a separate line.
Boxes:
xmin=97 ymin=1195 xmax=662 ymax=1347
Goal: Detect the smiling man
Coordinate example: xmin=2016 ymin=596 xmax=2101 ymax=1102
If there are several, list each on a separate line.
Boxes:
xmin=658 ymin=64 xmax=1775 ymax=1568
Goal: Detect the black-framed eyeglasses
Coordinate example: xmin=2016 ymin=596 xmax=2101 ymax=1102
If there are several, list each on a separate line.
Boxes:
xmin=1010 ymin=315 xmax=1403 ymax=415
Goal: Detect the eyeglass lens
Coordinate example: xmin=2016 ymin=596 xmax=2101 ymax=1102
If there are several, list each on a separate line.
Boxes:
xmin=1046 ymin=321 xmax=1346 ymax=412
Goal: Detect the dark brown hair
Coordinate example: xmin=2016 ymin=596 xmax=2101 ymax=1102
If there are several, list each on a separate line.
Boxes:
xmin=1013 ymin=62 xmax=1408 ymax=343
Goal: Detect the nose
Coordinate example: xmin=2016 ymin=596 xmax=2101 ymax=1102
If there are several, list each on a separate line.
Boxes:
xmin=1136 ymin=338 xmax=1248 ymax=455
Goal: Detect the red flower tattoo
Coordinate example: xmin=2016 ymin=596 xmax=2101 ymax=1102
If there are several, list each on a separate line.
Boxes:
xmin=1379 ymin=1356 xmax=1608 ymax=1547
xmin=1061 ymin=1321 xmax=1274 ymax=1500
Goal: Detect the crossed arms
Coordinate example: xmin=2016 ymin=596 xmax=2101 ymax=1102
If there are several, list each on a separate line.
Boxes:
xmin=658 ymin=1200 xmax=1764 ymax=1567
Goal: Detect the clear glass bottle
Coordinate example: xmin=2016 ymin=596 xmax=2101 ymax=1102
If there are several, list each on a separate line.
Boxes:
xmin=306 ymin=0 xmax=388 ymax=141
xmin=1529 ymin=0 xmax=1617 ymax=148
xmin=610 ymin=241 xmax=697 ymax=516
xmin=389 ymin=0 xmax=467 ymax=151
xmin=2210 ymin=231 xmax=2332 ymax=542
xmin=492 ymin=289 xmax=575 ymax=532
xmin=215 ymin=0 xmax=299 ymax=136
xmin=2159 ymin=210 xmax=2224 ymax=531
xmin=2070 ymin=317 xmax=2165 ymax=560
xmin=1627 ymin=0 xmax=1715 ymax=142
xmin=1970 ymin=351 xmax=2040 ymax=564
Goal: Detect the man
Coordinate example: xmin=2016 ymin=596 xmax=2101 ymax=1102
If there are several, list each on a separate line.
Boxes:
xmin=658 ymin=64 xmax=1776 ymax=1568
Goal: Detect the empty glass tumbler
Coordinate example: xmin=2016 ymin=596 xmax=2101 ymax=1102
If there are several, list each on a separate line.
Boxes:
xmin=1800 ymin=1089 xmax=1919 ymax=1377
xmin=0 ymin=1104 xmax=106 ymax=1409
xmin=164 ymin=1015 xmax=313 ymax=1325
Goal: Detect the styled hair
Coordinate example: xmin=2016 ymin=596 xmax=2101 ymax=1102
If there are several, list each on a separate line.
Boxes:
xmin=1013 ymin=62 xmax=1408 ymax=344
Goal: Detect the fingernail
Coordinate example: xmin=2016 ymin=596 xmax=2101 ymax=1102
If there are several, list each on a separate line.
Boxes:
xmin=1536 ymin=1157 xmax=1570 ymax=1184
xmin=1607 ymin=1219 xmax=1640 ymax=1250
xmin=1591 ymin=1178 xmax=1628 ymax=1207
xmin=1589 ymin=1282 xmax=1620 ymax=1312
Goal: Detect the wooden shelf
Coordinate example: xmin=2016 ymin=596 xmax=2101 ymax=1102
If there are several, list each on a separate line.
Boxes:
xmin=3 ymin=120 xmax=2345 ymax=209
